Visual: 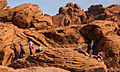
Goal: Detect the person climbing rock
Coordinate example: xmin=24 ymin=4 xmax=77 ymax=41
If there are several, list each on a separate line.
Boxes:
xmin=88 ymin=40 xmax=94 ymax=58
xmin=13 ymin=55 xmax=19 ymax=61
xmin=77 ymin=44 xmax=82 ymax=51
xmin=10 ymin=44 xmax=15 ymax=50
xmin=97 ymin=51 xmax=104 ymax=62
xmin=29 ymin=41 xmax=35 ymax=55
xmin=19 ymin=44 xmax=25 ymax=58
xmin=77 ymin=43 xmax=88 ymax=56
xmin=10 ymin=44 xmax=19 ymax=61
xmin=36 ymin=45 xmax=43 ymax=53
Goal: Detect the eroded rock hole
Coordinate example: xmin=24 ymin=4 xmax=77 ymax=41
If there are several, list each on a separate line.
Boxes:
xmin=43 ymin=32 xmax=64 ymax=44
xmin=80 ymin=25 xmax=104 ymax=54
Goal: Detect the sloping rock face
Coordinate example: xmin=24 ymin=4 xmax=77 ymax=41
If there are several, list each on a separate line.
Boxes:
xmin=15 ymin=66 xmax=70 ymax=72
xmin=52 ymin=2 xmax=87 ymax=28
xmin=0 ymin=0 xmax=7 ymax=11
xmin=0 ymin=3 xmax=52 ymax=29
xmin=0 ymin=21 xmax=109 ymax=72
xmin=0 ymin=66 xmax=14 ymax=72
xmin=0 ymin=66 xmax=69 ymax=72
xmin=0 ymin=22 xmax=26 ymax=66
xmin=8 ymin=48 xmax=107 ymax=72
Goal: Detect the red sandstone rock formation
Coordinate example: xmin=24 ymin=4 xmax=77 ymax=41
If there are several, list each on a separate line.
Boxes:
xmin=0 ymin=3 xmax=52 ymax=29
xmin=0 ymin=0 xmax=7 ymax=11
xmin=0 ymin=2 xmax=120 ymax=72
xmin=85 ymin=4 xmax=120 ymax=24
xmin=0 ymin=65 xmax=69 ymax=72
xmin=52 ymin=2 xmax=87 ymax=28
xmin=8 ymin=48 xmax=107 ymax=72
xmin=0 ymin=66 xmax=14 ymax=72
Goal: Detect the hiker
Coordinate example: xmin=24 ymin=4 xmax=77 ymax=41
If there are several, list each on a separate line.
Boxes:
xmin=29 ymin=41 xmax=35 ymax=55
xmin=10 ymin=44 xmax=15 ymax=50
xmin=10 ymin=44 xmax=19 ymax=61
xmin=97 ymin=51 xmax=104 ymax=62
xmin=19 ymin=44 xmax=25 ymax=58
xmin=36 ymin=45 xmax=43 ymax=53
xmin=77 ymin=44 xmax=82 ymax=51
xmin=77 ymin=44 xmax=88 ymax=56
xmin=88 ymin=40 xmax=94 ymax=58
xmin=13 ymin=55 xmax=19 ymax=61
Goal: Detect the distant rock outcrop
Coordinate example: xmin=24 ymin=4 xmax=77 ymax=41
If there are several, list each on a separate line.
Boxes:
xmin=85 ymin=4 xmax=120 ymax=24
xmin=52 ymin=2 xmax=87 ymax=28
xmin=0 ymin=0 xmax=7 ymax=11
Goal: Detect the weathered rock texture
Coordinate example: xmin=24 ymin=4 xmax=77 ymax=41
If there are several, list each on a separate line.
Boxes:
xmin=0 ymin=2 xmax=120 ymax=72
xmin=52 ymin=2 xmax=87 ymax=28
xmin=0 ymin=3 xmax=52 ymax=29
xmin=0 ymin=0 xmax=7 ymax=11
xmin=8 ymin=48 xmax=107 ymax=72
xmin=0 ymin=66 xmax=14 ymax=72
xmin=0 ymin=66 xmax=69 ymax=72
xmin=85 ymin=4 xmax=120 ymax=24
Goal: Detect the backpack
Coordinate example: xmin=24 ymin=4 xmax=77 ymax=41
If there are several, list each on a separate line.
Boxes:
xmin=39 ymin=46 xmax=43 ymax=51
xmin=77 ymin=45 xmax=81 ymax=49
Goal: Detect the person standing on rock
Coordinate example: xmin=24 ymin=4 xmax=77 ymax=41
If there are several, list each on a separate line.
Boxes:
xmin=97 ymin=51 xmax=104 ymax=62
xmin=10 ymin=44 xmax=19 ymax=61
xmin=88 ymin=40 xmax=94 ymax=58
xmin=19 ymin=44 xmax=25 ymax=58
xmin=29 ymin=41 xmax=35 ymax=55
xmin=77 ymin=43 xmax=82 ymax=51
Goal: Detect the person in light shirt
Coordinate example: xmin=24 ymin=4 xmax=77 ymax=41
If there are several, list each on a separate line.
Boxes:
xmin=29 ymin=41 xmax=35 ymax=55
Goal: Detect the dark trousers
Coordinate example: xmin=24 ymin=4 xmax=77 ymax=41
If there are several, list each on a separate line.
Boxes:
xmin=20 ymin=52 xmax=23 ymax=58
xmin=30 ymin=48 xmax=32 ymax=55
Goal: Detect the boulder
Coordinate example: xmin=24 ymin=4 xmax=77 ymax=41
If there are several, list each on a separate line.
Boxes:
xmin=0 ymin=6 xmax=13 ymax=22
xmin=0 ymin=3 xmax=53 ymax=29
xmin=0 ymin=3 xmax=45 ymax=28
xmin=107 ymin=5 xmax=120 ymax=14
xmin=0 ymin=0 xmax=7 ymax=11
xmin=32 ymin=15 xmax=53 ymax=30
xmin=86 ymin=4 xmax=106 ymax=16
xmin=52 ymin=14 xmax=71 ymax=27
xmin=12 ymin=3 xmax=40 ymax=28
xmin=53 ymin=3 xmax=87 ymax=28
